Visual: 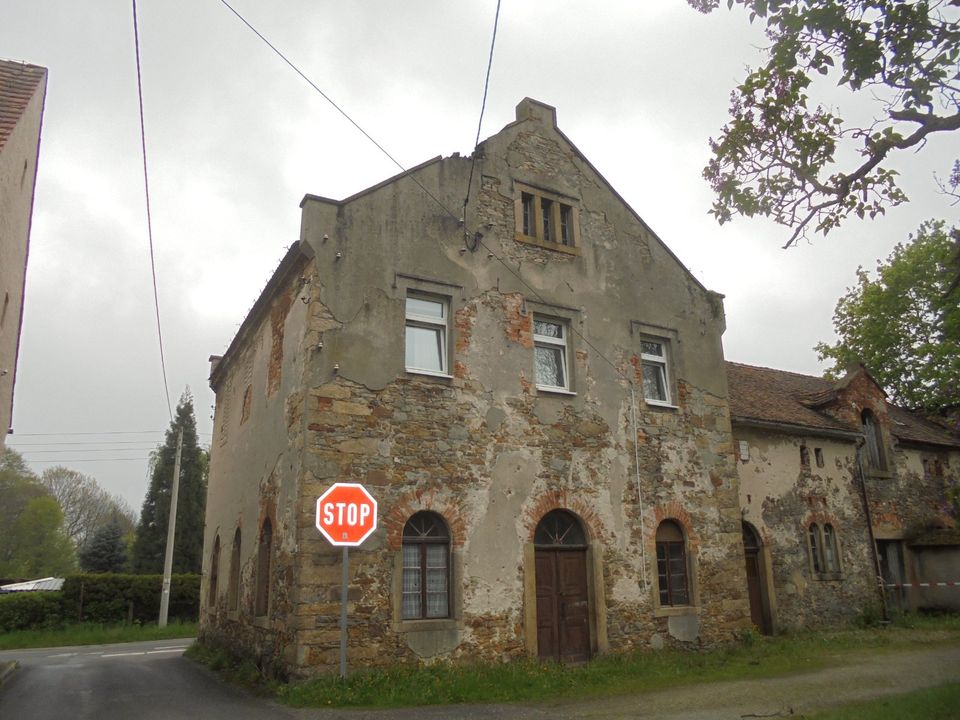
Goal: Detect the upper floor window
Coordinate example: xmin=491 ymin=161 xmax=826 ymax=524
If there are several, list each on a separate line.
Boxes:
xmin=656 ymin=520 xmax=690 ymax=606
xmin=861 ymin=409 xmax=887 ymax=471
xmin=402 ymin=512 xmax=450 ymax=620
xmin=640 ymin=338 xmax=672 ymax=406
xmin=405 ymin=294 xmax=448 ymax=375
xmin=515 ymin=185 xmax=579 ymax=252
xmin=533 ymin=316 xmax=570 ymax=391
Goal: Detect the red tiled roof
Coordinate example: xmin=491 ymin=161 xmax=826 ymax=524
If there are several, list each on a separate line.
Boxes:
xmin=0 ymin=59 xmax=46 ymax=154
xmin=725 ymin=361 xmax=960 ymax=448
xmin=725 ymin=362 xmax=853 ymax=433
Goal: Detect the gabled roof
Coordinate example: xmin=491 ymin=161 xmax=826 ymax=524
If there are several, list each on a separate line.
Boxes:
xmin=726 ymin=361 xmax=960 ymax=449
xmin=0 ymin=59 xmax=46 ymax=153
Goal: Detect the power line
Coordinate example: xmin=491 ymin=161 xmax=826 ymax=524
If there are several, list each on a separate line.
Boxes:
xmin=218 ymin=0 xmax=630 ymax=384
xmin=10 ymin=440 xmax=162 ymax=447
xmin=132 ymin=0 xmax=174 ymax=422
xmin=463 ymin=0 xmax=502 ymax=219
xmin=20 ymin=458 xmax=153 ymax=463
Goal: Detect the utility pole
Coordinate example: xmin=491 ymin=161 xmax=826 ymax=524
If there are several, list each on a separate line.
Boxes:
xmin=158 ymin=427 xmax=183 ymax=628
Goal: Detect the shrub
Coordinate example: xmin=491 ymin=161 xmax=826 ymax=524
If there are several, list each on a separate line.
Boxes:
xmin=0 ymin=591 xmax=63 ymax=632
xmin=60 ymin=573 xmax=199 ymax=624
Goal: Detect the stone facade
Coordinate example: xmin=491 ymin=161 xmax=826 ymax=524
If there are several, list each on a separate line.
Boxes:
xmin=729 ymin=363 xmax=960 ymax=630
xmin=200 ymin=98 xmax=959 ymax=677
xmin=0 ymin=60 xmax=46 ymax=445
xmin=201 ymin=99 xmax=753 ymax=675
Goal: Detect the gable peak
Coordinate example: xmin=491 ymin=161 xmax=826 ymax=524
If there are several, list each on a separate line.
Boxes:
xmin=515 ymin=97 xmax=557 ymax=128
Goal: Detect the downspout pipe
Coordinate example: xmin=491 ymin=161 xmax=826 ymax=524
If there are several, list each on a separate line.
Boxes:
xmin=855 ymin=440 xmax=889 ymax=622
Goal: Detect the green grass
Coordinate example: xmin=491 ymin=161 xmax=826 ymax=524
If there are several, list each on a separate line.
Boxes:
xmin=800 ymin=682 xmax=960 ymax=719
xmin=184 ymin=616 xmax=960 ymax=709
xmin=0 ymin=621 xmax=197 ymax=650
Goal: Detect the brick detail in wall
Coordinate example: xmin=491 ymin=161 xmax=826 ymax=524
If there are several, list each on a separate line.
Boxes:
xmin=383 ymin=490 xmax=468 ymax=549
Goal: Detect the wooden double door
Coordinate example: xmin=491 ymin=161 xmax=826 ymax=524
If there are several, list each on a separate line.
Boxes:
xmin=535 ymin=548 xmax=591 ymax=663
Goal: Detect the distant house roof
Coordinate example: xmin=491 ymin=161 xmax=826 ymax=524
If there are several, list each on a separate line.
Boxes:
xmin=0 ymin=59 xmax=47 ymax=153
xmin=726 ymin=361 xmax=960 ymax=449
xmin=0 ymin=577 xmax=64 ymax=593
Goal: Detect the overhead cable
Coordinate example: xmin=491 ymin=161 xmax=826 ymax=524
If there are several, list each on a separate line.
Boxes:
xmin=132 ymin=0 xmax=174 ymax=421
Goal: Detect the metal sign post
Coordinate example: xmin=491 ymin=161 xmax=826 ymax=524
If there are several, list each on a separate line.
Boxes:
xmin=315 ymin=482 xmax=378 ymax=681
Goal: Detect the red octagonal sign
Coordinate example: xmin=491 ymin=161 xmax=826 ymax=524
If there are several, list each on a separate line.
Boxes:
xmin=316 ymin=483 xmax=378 ymax=547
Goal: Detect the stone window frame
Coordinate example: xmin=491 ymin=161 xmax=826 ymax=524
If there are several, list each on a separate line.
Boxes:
xmin=227 ymin=527 xmax=241 ymax=613
xmin=207 ymin=534 xmax=221 ymax=610
xmin=400 ymin=511 xmax=451 ymax=621
xmin=394 ymin=273 xmax=461 ymax=382
xmin=631 ymin=322 xmax=680 ymax=410
xmin=254 ymin=517 xmax=273 ymax=618
xmin=391 ymin=512 xmax=462 ymax=634
xmin=655 ymin=520 xmax=692 ymax=609
xmin=806 ymin=520 xmax=843 ymax=581
xmin=513 ymin=182 xmax=581 ymax=256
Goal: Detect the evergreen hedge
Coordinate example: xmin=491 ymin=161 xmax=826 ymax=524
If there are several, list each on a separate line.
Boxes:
xmin=0 ymin=573 xmax=199 ymax=630
xmin=61 ymin=574 xmax=200 ymax=624
xmin=0 ymin=591 xmax=63 ymax=632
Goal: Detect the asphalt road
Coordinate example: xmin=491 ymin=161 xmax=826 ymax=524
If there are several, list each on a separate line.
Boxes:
xmin=2 ymin=638 xmax=959 ymax=719
xmin=0 ymin=638 xmax=298 ymax=720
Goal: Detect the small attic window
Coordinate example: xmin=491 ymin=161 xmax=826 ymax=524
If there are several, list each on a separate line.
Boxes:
xmin=515 ymin=184 xmax=580 ymax=254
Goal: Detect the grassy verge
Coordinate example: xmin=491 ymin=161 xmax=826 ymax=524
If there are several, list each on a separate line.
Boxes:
xmin=0 ymin=621 xmax=197 ymax=650
xmin=188 ymin=616 xmax=960 ymax=709
xmin=801 ymin=682 xmax=960 ymax=719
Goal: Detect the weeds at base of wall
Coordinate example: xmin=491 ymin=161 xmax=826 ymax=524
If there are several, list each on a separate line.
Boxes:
xmin=185 ymin=639 xmax=279 ymax=696
xmin=190 ymin=616 xmax=960 ymax=709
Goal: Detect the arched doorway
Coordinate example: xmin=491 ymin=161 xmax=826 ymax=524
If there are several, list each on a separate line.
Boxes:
xmin=534 ymin=510 xmax=591 ymax=662
xmin=742 ymin=522 xmax=772 ymax=634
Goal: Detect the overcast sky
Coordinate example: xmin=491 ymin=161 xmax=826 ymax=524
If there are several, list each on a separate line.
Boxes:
xmin=2 ymin=0 xmax=955 ymax=513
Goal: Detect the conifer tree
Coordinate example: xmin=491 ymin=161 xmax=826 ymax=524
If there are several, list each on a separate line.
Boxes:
xmin=131 ymin=391 xmax=208 ymax=574
xmin=79 ymin=520 xmax=128 ymax=573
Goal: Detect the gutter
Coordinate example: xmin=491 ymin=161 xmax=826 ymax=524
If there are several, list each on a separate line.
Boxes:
xmin=730 ymin=417 xmax=861 ymax=441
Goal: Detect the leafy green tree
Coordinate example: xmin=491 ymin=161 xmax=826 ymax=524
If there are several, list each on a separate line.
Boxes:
xmin=0 ymin=495 xmax=76 ymax=578
xmin=131 ymin=392 xmax=208 ymax=574
xmin=816 ymin=220 xmax=960 ymax=411
xmin=689 ymin=0 xmax=960 ymax=246
xmin=79 ymin=520 xmax=128 ymax=573
xmin=0 ymin=448 xmax=46 ymax=538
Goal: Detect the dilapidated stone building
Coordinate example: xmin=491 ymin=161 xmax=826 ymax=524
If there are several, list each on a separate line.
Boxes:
xmin=199 ymin=98 xmax=959 ymax=676
xmin=728 ymin=362 xmax=960 ymax=631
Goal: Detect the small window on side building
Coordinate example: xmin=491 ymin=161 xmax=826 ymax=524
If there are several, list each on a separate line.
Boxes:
xmin=861 ymin=409 xmax=887 ymax=471
xmin=208 ymin=535 xmax=221 ymax=607
xmin=228 ymin=528 xmax=241 ymax=611
xmin=255 ymin=518 xmax=272 ymax=617
xmin=815 ymin=448 xmax=824 ymax=468
xmin=800 ymin=445 xmax=810 ymax=468
xmin=808 ymin=522 xmax=841 ymax=578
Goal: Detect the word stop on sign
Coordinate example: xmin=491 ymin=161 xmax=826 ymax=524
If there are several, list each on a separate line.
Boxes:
xmin=321 ymin=501 xmax=371 ymax=531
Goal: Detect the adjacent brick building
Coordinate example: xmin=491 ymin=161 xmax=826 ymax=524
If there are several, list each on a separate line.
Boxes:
xmin=0 ymin=59 xmax=46 ymax=446
xmin=199 ymin=98 xmax=959 ymax=675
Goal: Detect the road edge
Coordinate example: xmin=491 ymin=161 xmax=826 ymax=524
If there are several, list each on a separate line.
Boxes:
xmin=0 ymin=660 xmax=18 ymax=687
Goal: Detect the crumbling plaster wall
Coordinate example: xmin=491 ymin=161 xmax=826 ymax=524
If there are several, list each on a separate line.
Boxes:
xmin=734 ymin=427 xmax=875 ymax=628
xmin=288 ymin=98 xmax=750 ymax=674
xmin=200 ymin=253 xmax=311 ymax=672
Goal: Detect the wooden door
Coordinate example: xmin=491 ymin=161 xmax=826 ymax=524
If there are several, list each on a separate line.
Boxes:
xmin=535 ymin=548 xmax=590 ymax=662
xmin=742 ymin=523 xmax=771 ymax=634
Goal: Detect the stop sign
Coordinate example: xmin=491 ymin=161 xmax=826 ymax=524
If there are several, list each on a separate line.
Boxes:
xmin=315 ymin=483 xmax=378 ymax=546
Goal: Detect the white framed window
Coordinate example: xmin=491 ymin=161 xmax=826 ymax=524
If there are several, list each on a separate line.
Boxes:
xmin=405 ymin=294 xmax=448 ymax=375
xmin=640 ymin=338 xmax=672 ymax=405
xmin=533 ymin=316 xmax=569 ymax=391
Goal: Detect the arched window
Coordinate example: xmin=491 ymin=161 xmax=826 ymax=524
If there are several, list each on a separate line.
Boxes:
xmin=534 ymin=509 xmax=587 ymax=547
xmin=255 ymin=518 xmax=272 ymax=617
xmin=861 ymin=409 xmax=886 ymax=470
xmin=401 ymin=512 xmax=449 ymax=620
xmin=208 ymin=535 xmax=221 ymax=606
xmin=656 ymin=520 xmax=689 ymax=606
xmin=228 ymin=528 xmax=241 ymax=611
xmin=808 ymin=522 xmax=841 ymax=577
